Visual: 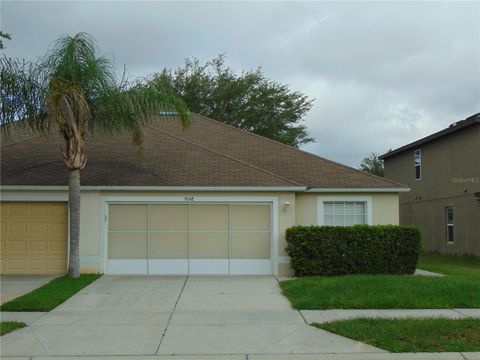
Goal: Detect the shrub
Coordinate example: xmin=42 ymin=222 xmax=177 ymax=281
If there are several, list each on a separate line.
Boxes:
xmin=285 ymin=225 xmax=421 ymax=276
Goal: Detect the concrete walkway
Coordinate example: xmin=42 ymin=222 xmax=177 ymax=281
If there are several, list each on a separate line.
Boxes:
xmin=0 ymin=275 xmax=383 ymax=357
xmin=0 ymin=275 xmax=57 ymax=304
xmin=0 ymin=353 xmax=478 ymax=359
xmin=301 ymin=308 xmax=480 ymax=324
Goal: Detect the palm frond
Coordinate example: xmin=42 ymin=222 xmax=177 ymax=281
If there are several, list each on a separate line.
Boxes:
xmin=1 ymin=32 xmax=191 ymax=139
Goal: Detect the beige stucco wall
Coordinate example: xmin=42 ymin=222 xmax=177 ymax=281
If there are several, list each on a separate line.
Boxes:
xmin=80 ymin=191 xmax=101 ymax=256
xmin=295 ymin=194 xmax=317 ymax=225
xmin=372 ymin=193 xmax=399 ymax=225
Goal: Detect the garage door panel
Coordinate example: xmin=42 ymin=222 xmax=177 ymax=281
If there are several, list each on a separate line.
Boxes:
xmin=30 ymin=204 xmax=50 ymax=216
xmin=231 ymin=232 xmax=271 ymax=259
xmin=7 ymin=203 xmax=28 ymax=216
xmin=48 ymin=259 xmax=67 ymax=271
xmin=148 ymin=232 xmax=188 ymax=259
xmin=29 ymin=240 xmax=48 ymax=252
xmin=49 ymin=240 xmax=67 ymax=251
xmin=50 ymin=203 xmax=68 ymax=216
xmin=7 ymin=240 xmax=26 ymax=252
xmin=29 ymin=259 xmax=47 ymax=271
xmin=150 ymin=205 xmax=188 ymax=231
xmin=108 ymin=205 xmax=148 ymax=231
xmin=190 ymin=232 xmax=229 ymax=259
xmin=231 ymin=204 xmax=271 ymax=231
xmin=8 ymin=222 xmax=27 ymax=232
xmin=108 ymin=232 xmax=147 ymax=259
xmin=5 ymin=259 xmax=27 ymax=271
xmin=29 ymin=223 xmax=48 ymax=232
xmin=190 ymin=205 xmax=229 ymax=231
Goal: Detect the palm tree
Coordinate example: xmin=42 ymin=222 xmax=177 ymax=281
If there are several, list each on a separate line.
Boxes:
xmin=0 ymin=33 xmax=191 ymax=277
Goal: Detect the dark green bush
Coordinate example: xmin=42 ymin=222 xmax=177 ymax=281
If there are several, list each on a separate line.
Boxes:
xmin=285 ymin=225 xmax=421 ymax=276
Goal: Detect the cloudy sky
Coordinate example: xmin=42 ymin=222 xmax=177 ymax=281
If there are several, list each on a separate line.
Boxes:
xmin=2 ymin=1 xmax=479 ymax=167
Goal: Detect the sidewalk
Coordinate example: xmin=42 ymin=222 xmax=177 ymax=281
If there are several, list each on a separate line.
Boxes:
xmin=301 ymin=308 xmax=480 ymax=324
xmin=0 ymin=353 xmax=477 ymax=359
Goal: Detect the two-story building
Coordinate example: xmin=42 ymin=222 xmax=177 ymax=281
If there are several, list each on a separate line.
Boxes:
xmin=380 ymin=113 xmax=480 ymax=256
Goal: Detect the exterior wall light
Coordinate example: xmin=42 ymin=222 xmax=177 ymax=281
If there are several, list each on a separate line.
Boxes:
xmin=283 ymin=201 xmax=291 ymax=211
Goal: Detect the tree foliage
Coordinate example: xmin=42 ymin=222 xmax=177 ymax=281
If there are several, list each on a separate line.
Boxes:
xmin=359 ymin=153 xmax=384 ymax=177
xmin=153 ymin=55 xmax=314 ymax=147
xmin=0 ymin=31 xmax=11 ymax=50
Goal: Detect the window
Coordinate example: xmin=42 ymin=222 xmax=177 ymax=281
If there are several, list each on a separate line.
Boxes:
xmin=414 ymin=149 xmax=421 ymax=180
xmin=323 ymin=201 xmax=367 ymax=226
xmin=446 ymin=207 xmax=454 ymax=243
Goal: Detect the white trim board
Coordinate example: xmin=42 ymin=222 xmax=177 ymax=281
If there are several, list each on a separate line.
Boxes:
xmin=1 ymin=185 xmax=305 ymax=192
xmin=306 ymin=187 xmax=409 ymax=193
xmin=1 ymin=185 xmax=408 ymax=193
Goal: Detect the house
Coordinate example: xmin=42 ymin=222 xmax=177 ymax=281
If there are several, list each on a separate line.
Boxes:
xmin=1 ymin=114 xmax=407 ymax=276
xmin=380 ymin=113 xmax=480 ymax=257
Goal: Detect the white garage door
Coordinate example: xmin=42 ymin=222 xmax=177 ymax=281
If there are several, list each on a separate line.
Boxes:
xmin=107 ymin=203 xmax=272 ymax=275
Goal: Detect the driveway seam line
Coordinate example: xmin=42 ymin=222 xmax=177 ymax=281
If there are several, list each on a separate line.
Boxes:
xmin=30 ymin=325 xmax=51 ymax=356
xmin=155 ymin=275 xmax=188 ymax=354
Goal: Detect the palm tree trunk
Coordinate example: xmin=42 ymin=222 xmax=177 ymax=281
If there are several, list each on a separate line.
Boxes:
xmin=67 ymin=169 xmax=81 ymax=278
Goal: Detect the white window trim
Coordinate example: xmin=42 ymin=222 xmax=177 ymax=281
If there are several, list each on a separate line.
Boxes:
xmin=414 ymin=149 xmax=422 ymax=181
xmin=317 ymin=195 xmax=373 ymax=226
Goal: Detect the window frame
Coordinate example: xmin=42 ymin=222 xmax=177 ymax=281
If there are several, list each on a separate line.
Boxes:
xmin=445 ymin=206 xmax=454 ymax=244
xmin=414 ymin=149 xmax=422 ymax=180
xmin=317 ymin=195 xmax=373 ymax=226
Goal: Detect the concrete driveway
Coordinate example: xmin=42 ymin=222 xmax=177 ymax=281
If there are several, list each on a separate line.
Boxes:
xmin=0 ymin=275 xmax=57 ymax=304
xmin=0 ymin=275 xmax=383 ymax=357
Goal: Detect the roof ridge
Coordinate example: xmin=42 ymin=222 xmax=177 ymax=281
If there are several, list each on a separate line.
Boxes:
xmin=193 ymin=113 xmax=406 ymax=188
xmin=147 ymin=124 xmax=304 ymax=187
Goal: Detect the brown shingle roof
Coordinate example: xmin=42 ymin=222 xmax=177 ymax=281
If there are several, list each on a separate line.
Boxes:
xmin=1 ymin=114 xmax=404 ymax=189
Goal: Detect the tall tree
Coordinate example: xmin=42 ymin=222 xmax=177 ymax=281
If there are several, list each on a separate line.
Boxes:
xmin=359 ymin=153 xmax=384 ymax=177
xmin=153 ymin=55 xmax=314 ymax=147
xmin=0 ymin=33 xmax=190 ymax=277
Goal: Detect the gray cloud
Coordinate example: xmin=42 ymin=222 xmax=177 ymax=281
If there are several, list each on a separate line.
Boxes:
xmin=2 ymin=1 xmax=479 ymax=166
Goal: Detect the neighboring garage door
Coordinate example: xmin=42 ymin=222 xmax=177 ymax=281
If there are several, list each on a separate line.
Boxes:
xmin=0 ymin=202 xmax=68 ymax=275
xmin=107 ymin=203 xmax=272 ymax=275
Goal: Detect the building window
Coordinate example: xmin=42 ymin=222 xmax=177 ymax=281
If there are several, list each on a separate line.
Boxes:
xmin=446 ymin=207 xmax=454 ymax=243
xmin=323 ymin=201 xmax=367 ymax=226
xmin=414 ymin=149 xmax=421 ymax=180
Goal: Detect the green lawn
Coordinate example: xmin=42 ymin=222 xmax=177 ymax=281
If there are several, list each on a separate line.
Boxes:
xmin=418 ymin=252 xmax=480 ymax=276
xmin=0 ymin=274 xmax=101 ymax=312
xmin=317 ymin=318 xmax=480 ymax=352
xmin=280 ymin=274 xmax=480 ymax=309
xmin=280 ymin=252 xmax=480 ymax=310
xmin=0 ymin=321 xmax=26 ymax=336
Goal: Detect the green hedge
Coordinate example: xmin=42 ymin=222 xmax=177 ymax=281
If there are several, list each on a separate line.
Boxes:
xmin=285 ymin=225 xmax=421 ymax=276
